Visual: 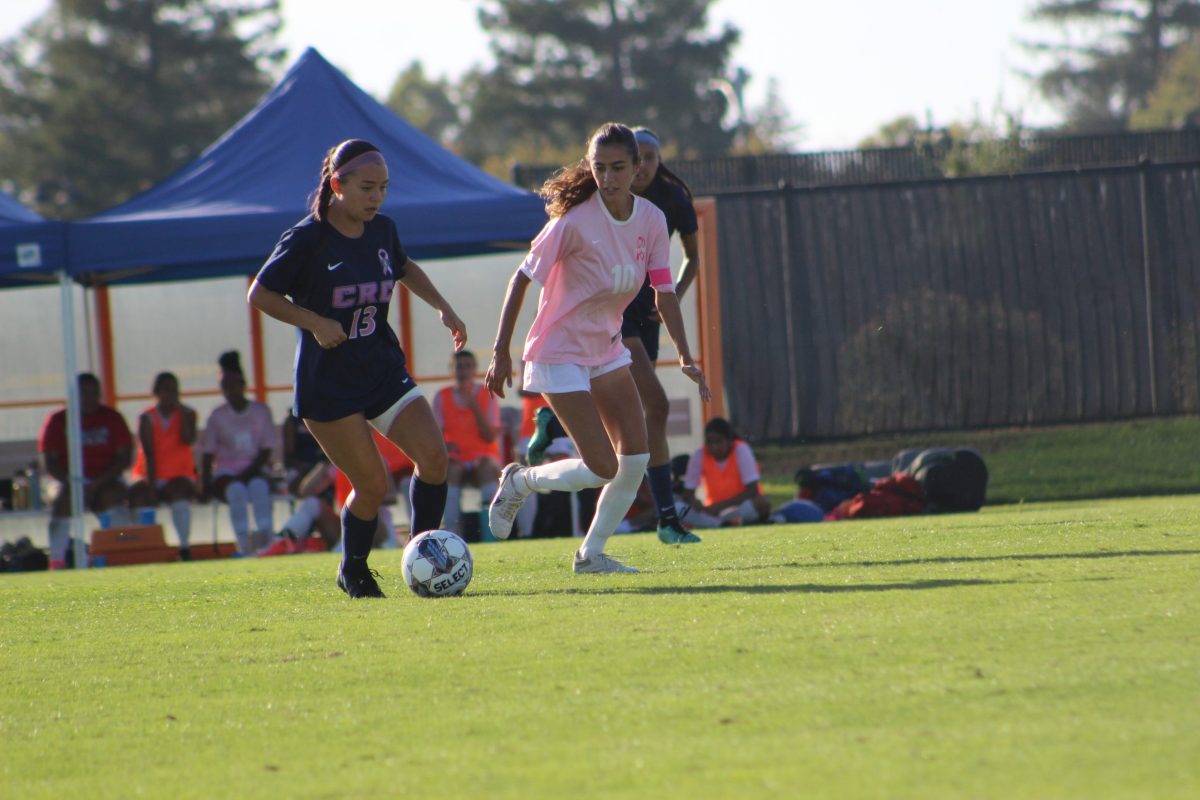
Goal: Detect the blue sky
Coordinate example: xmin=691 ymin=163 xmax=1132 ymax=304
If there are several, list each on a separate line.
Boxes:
xmin=3 ymin=0 xmax=1056 ymax=149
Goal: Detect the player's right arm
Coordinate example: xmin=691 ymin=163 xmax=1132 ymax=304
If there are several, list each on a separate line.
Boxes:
xmin=485 ymin=269 xmax=533 ymax=399
xmin=247 ymin=281 xmax=347 ymax=349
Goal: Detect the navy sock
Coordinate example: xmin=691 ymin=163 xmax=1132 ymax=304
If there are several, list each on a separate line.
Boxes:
xmin=340 ymin=506 xmax=377 ymax=571
xmin=409 ymin=476 xmax=448 ymax=536
xmin=647 ymin=462 xmax=681 ymax=527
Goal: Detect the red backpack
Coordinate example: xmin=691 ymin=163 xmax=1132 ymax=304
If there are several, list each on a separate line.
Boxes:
xmin=836 ymin=474 xmax=925 ymax=519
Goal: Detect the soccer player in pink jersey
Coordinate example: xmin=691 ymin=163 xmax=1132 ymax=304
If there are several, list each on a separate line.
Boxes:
xmin=485 ymin=122 xmax=710 ymax=574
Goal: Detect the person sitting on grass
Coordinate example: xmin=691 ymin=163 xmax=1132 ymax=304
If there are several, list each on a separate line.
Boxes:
xmin=681 ymin=417 xmax=771 ymax=526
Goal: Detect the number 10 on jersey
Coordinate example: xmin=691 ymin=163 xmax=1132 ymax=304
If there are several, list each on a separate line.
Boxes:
xmin=611 ymin=263 xmax=638 ymax=294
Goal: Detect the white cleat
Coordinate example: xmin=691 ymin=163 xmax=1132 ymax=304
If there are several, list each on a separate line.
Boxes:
xmin=572 ymin=550 xmax=639 ymax=574
xmin=488 ymin=463 xmax=531 ymax=540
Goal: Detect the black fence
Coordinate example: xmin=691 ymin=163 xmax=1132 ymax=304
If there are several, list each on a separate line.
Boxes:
xmin=512 ymin=129 xmax=1200 ymax=193
xmin=713 ymin=161 xmax=1200 ymax=441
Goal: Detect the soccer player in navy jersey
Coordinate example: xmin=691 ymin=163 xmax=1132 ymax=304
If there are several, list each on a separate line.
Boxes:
xmin=525 ymin=127 xmax=704 ymax=546
xmin=249 ymin=139 xmax=467 ymax=598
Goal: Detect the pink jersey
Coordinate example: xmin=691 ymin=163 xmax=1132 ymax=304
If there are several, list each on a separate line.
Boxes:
xmin=521 ymin=194 xmax=673 ymax=365
xmin=201 ymin=401 xmax=276 ymax=477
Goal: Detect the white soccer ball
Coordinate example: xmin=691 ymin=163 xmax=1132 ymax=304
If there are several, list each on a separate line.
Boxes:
xmin=401 ymin=529 xmax=473 ymax=597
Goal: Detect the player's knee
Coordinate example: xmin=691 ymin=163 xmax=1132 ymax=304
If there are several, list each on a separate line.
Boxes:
xmin=417 ymin=447 xmax=449 ymax=484
xmin=643 ymin=391 xmax=669 ymax=429
xmin=351 ymin=473 xmax=389 ymax=508
xmin=582 ymin=453 xmax=618 ymax=482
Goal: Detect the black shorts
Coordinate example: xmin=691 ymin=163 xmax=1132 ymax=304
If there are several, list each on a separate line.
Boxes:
xmin=620 ymin=313 xmax=661 ymax=362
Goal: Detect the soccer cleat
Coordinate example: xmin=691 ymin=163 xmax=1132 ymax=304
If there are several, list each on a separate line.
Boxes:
xmin=572 ymin=550 xmax=639 ymax=574
xmin=657 ymin=522 xmax=702 ymax=545
xmin=336 ymin=563 xmax=386 ymax=598
xmin=526 ymin=406 xmax=557 ymax=466
xmin=488 ymin=463 xmax=531 ymax=540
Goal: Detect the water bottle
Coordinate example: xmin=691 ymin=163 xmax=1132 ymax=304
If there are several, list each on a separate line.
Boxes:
xmin=27 ymin=463 xmax=41 ymax=511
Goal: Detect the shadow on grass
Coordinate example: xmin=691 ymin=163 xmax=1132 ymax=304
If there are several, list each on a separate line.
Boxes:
xmin=792 ymin=548 xmax=1200 ymax=570
xmin=481 ymin=577 xmax=1021 ymax=597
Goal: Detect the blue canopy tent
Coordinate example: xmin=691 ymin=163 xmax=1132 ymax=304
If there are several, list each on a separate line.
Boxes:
xmin=1 ymin=191 xmax=87 ymax=567
xmin=67 ymin=47 xmax=546 ymax=285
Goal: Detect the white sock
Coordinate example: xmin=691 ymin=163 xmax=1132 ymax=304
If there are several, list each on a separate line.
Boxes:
xmin=281 ymin=496 xmax=320 ymax=540
xmin=170 ymin=500 xmax=191 ymax=548
xmin=522 ymin=458 xmax=606 ymax=494
xmin=48 ymin=519 xmax=70 ymax=563
xmin=248 ymin=477 xmax=274 ymax=533
xmin=380 ymin=506 xmax=398 ymax=549
xmin=225 ymin=481 xmax=251 ymax=552
xmin=444 ymin=485 xmax=462 ymax=531
xmin=579 ymin=453 xmax=650 ymax=559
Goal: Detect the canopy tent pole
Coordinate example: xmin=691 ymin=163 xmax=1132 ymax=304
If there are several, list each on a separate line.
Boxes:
xmin=247 ymin=276 xmax=268 ymax=404
xmin=93 ymin=284 xmax=118 ymax=407
xmin=59 ymin=271 xmax=89 ymax=569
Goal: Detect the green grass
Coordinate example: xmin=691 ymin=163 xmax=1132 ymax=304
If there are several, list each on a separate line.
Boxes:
xmin=3 ymin=495 xmax=1199 ymax=798
xmin=756 ymin=416 xmax=1200 ymax=507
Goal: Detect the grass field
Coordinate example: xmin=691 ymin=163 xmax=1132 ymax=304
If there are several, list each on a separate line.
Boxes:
xmin=2 ymin=494 xmax=1198 ymax=798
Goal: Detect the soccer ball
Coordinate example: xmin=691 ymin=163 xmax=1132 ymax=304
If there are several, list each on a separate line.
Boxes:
xmin=401 ymin=529 xmax=473 ymax=597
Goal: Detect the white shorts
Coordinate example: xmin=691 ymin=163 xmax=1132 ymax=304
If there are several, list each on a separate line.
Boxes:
xmin=368 ymin=386 xmax=425 ymax=435
xmin=522 ymin=350 xmax=633 ymax=395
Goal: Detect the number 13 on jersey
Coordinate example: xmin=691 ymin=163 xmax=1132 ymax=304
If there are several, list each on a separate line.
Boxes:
xmin=348 ymin=305 xmax=377 ymax=339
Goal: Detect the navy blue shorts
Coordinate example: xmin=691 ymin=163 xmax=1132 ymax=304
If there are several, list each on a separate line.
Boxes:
xmin=297 ymin=361 xmax=418 ymax=423
xmin=620 ymin=314 xmax=661 ymax=362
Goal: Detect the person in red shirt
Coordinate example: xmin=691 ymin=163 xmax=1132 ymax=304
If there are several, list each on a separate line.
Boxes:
xmin=128 ymin=372 xmax=199 ymax=559
xmin=38 ymin=373 xmax=133 ymax=567
xmin=433 ymin=350 xmax=501 ymax=536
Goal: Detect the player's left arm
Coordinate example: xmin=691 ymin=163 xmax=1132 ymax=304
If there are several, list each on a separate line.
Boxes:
xmin=673 ymin=231 xmax=700 ymax=298
xmin=397 ymin=259 xmax=467 ymax=351
xmin=655 ymin=290 xmax=710 ymax=403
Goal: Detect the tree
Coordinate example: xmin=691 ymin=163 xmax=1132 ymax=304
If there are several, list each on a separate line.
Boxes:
xmin=737 ymin=78 xmax=802 ymax=155
xmin=0 ymin=0 xmax=282 ymax=218
xmin=858 ymin=109 xmax=1027 ymax=177
xmin=1131 ymin=37 xmax=1200 ymax=128
xmin=386 ymin=61 xmax=462 ymax=150
xmin=459 ymin=0 xmax=744 ymax=169
xmin=1023 ymin=0 xmax=1200 ymax=131
xmin=733 ymin=78 xmax=802 ymax=155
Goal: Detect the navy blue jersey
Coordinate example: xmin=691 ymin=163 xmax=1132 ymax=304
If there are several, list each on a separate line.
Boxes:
xmin=256 ymin=214 xmax=414 ymax=422
xmin=622 ymin=176 xmax=699 ymax=336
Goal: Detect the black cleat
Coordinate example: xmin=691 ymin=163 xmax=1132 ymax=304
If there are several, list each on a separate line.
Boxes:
xmin=336 ymin=563 xmax=386 ymax=598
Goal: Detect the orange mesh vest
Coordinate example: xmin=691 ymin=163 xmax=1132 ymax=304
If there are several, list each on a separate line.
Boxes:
xmin=131 ymin=406 xmax=196 ymax=481
xmin=437 ymin=384 xmax=500 ymax=462
xmin=700 ymin=440 xmax=757 ymax=505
